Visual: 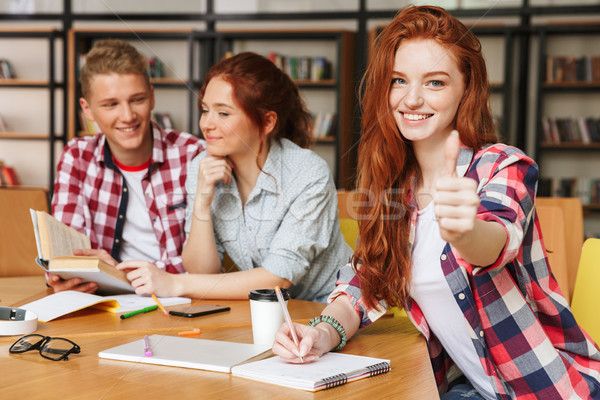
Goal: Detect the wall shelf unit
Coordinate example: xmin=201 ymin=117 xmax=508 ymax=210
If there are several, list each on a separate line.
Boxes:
xmin=534 ymin=22 xmax=600 ymax=231
xmin=1 ymin=0 xmax=600 ymax=202
xmin=0 ymin=26 xmax=60 ymax=192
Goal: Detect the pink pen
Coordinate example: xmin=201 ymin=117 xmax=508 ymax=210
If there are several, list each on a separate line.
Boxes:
xmin=143 ymin=335 xmax=153 ymax=357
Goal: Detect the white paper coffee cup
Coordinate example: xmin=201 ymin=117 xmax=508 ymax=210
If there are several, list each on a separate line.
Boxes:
xmin=248 ymin=288 xmax=290 ymax=346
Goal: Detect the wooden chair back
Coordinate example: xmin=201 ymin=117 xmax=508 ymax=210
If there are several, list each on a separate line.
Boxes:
xmin=536 ymin=205 xmax=570 ymax=301
xmin=0 ymin=187 xmax=49 ymax=276
xmin=536 ymin=197 xmax=584 ymax=302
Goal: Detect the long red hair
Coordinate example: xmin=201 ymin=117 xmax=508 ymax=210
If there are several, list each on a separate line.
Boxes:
xmin=355 ymin=5 xmax=497 ymax=309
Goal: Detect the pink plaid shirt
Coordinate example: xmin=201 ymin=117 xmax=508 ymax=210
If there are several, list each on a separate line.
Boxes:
xmin=330 ymin=143 xmax=600 ymax=399
xmin=51 ymin=123 xmax=204 ymax=273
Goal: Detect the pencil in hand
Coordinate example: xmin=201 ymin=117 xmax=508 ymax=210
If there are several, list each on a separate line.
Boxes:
xmin=275 ymin=286 xmax=303 ymax=363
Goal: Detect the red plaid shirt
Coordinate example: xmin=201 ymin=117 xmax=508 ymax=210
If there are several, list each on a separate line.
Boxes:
xmin=51 ymin=123 xmax=204 ymax=273
xmin=330 ymin=144 xmax=600 ymax=399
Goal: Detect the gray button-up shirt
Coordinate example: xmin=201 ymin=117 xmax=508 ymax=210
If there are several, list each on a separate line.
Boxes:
xmin=185 ymin=138 xmax=352 ymax=301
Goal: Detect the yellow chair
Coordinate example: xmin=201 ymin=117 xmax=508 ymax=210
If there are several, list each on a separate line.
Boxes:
xmin=536 ymin=197 xmax=584 ymax=303
xmin=337 ymin=190 xmax=359 ymax=251
xmin=570 ymin=238 xmax=600 ymax=345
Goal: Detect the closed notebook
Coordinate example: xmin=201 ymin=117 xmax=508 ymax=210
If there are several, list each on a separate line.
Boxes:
xmin=98 ymin=335 xmax=271 ymax=373
xmin=231 ymin=352 xmax=391 ymax=392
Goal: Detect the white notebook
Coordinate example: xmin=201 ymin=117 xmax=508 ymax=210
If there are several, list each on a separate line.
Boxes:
xmin=98 ymin=335 xmax=271 ymax=373
xmin=231 ymin=352 xmax=391 ymax=392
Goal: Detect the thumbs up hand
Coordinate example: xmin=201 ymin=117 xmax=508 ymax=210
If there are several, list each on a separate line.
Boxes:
xmin=434 ymin=130 xmax=480 ymax=244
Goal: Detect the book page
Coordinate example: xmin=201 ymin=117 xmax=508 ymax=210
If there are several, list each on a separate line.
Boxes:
xmin=29 ymin=209 xmax=43 ymax=259
xmin=20 ymin=290 xmax=120 ymax=322
xmin=35 ymin=210 xmax=91 ymax=260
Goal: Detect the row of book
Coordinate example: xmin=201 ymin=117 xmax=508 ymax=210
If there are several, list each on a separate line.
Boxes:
xmin=538 ymin=177 xmax=600 ymax=205
xmin=0 ymin=161 xmax=21 ymax=187
xmin=0 ymin=59 xmax=16 ymax=79
xmin=311 ymin=112 xmax=336 ymax=139
xmin=268 ymin=52 xmax=332 ymax=81
xmin=540 ymin=116 xmax=600 ymax=144
xmin=545 ymin=55 xmax=600 ymax=83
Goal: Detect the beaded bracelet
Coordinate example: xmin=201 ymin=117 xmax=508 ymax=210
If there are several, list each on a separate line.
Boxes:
xmin=308 ymin=315 xmax=347 ymax=351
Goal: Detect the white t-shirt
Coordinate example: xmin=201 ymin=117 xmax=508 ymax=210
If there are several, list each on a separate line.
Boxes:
xmin=119 ymin=168 xmax=161 ymax=262
xmin=410 ymin=202 xmax=496 ymax=400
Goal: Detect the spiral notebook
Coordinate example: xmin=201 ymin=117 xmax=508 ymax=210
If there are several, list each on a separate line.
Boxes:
xmin=231 ymin=352 xmax=390 ymax=392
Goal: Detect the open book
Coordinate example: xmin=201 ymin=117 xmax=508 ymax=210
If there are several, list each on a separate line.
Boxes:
xmin=98 ymin=335 xmax=271 ymax=373
xmin=30 ymin=209 xmax=133 ymax=294
xmin=231 ymin=352 xmax=391 ymax=392
xmin=20 ymin=290 xmax=191 ymax=322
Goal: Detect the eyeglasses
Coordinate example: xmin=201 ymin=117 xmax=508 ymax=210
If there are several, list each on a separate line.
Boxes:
xmin=9 ymin=334 xmax=81 ymax=361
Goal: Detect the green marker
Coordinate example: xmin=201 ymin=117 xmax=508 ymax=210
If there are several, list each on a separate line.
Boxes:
xmin=120 ymin=305 xmax=159 ymax=320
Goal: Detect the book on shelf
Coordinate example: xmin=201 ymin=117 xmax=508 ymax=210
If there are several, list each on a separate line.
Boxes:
xmin=0 ymin=113 xmax=9 ymax=132
xmin=30 ymin=209 xmax=134 ymax=295
xmin=231 ymin=352 xmax=391 ymax=392
xmin=20 ymin=290 xmax=191 ymax=322
xmin=0 ymin=164 xmax=21 ymax=186
xmin=147 ymin=56 xmax=164 ymax=78
xmin=0 ymin=59 xmax=16 ymax=79
xmin=311 ymin=112 xmax=336 ymax=139
xmin=98 ymin=335 xmax=271 ymax=373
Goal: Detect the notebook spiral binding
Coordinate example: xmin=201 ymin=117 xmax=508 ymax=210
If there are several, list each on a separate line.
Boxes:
xmin=323 ymin=373 xmax=348 ymax=389
xmin=367 ymin=362 xmax=391 ymax=376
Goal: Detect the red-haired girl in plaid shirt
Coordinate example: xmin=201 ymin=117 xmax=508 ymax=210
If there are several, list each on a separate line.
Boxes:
xmin=273 ymin=6 xmax=600 ymax=399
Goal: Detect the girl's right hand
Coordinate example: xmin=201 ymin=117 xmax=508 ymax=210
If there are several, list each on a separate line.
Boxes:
xmin=272 ymin=322 xmax=331 ymax=363
xmin=195 ymin=156 xmax=233 ymax=215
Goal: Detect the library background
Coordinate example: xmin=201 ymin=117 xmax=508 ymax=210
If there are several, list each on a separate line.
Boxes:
xmin=1 ymin=0 xmax=600 ymax=236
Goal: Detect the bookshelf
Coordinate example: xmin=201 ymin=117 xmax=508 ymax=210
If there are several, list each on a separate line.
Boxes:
xmin=2 ymin=0 xmax=600 ymax=195
xmin=216 ymin=29 xmax=357 ymax=189
xmin=534 ymin=22 xmax=600 ymax=235
xmin=0 ymin=27 xmax=60 ymax=190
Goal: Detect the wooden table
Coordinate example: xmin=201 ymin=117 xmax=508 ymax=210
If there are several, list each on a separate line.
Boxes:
xmin=0 ymin=277 xmax=439 ymax=399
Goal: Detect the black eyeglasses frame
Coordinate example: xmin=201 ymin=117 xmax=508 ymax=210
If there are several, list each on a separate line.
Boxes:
xmin=9 ymin=334 xmax=81 ymax=361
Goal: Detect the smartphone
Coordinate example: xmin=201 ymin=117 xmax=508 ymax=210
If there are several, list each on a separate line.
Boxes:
xmin=168 ymin=304 xmax=231 ymax=318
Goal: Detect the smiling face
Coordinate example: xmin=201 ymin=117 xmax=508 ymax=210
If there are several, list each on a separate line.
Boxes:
xmin=80 ymin=73 xmax=155 ymax=166
xmin=388 ymin=38 xmax=465 ymax=145
xmin=199 ymin=76 xmax=265 ymax=159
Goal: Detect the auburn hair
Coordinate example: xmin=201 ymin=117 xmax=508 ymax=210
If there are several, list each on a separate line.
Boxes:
xmin=354 ymin=5 xmax=497 ymax=309
xmin=199 ymin=52 xmax=312 ymax=148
